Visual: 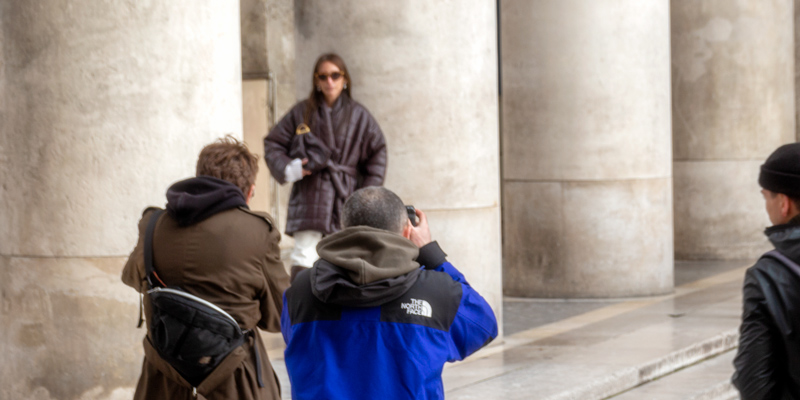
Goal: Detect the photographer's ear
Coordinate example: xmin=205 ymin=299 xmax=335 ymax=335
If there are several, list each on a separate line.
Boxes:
xmin=402 ymin=219 xmax=413 ymax=240
xmin=245 ymin=184 xmax=255 ymax=205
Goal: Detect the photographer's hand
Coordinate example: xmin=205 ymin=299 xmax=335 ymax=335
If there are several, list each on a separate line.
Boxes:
xmin=409 ymin=209 xmax=432 ymax=247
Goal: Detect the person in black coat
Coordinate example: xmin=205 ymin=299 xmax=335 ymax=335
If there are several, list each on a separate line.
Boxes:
xmin=733 ymin=142 xmax=800 ymax=399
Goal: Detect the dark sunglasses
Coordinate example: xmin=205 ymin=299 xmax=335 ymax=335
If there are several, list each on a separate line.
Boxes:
xmin=315 ymin=72 xmax=344 ymax=81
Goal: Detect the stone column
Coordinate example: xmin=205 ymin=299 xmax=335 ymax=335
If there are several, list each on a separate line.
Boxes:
xmin=241 ymin=0 xmax=297 ymax=257
xmin=294 ymin=1 xmax=503 ymax=328
xmin=672 ymin=1 xmax=795 ymax=260
xmin=796 ymin=0 xmax=800 ymax=142
xmin=502 ymin=1 xmax=674 ymax=297
xmin=0 ymin=2 xmax=242 ymax=398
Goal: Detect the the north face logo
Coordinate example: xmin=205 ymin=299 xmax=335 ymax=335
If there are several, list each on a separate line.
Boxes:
xmin=400 ymin=298 xmax=432 ymax=317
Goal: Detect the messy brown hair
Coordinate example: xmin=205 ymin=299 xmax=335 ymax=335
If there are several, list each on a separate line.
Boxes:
xmin=196 ymin=135 xmax=259 ymax=196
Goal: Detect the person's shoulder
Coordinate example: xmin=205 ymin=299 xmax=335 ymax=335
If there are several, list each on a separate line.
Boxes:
xmin=234 ymin=207 xmax=276 ymax=231
xmin=273 ymin=101 xmax=309 ymax=124
xmin=348 ymin=100 xmax=383 ymax=132
xmin=136 ymin=206 xmax=163 ymax=231
xmin=347 ymin=97 xmax=365 ymax=109
xmin=746 ymin=256 xmax=774 ymax=278
xmin=140 ymin=206 xmax=163 ymax=217
xmin=417 ymin=268 xmax=463 ymax=296
xmin=289 ymin=100 xmax=310 ymax=114
xmin=349 ymin=99 xmax=374 ymax=116
xmin=752 ymin=250 xmax=790 ymax=270
xmin=745 ymin=252 xmax=800 ymax=289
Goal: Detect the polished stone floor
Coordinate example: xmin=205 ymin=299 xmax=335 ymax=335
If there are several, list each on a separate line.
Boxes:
xmin=262 ymin=259 xmax=751 ymax=399
xmin=611 ymin=349 xmax=738 ymax=400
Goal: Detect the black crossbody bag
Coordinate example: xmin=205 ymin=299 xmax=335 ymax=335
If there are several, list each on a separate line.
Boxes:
xmin=140 ymin=209 xmax=263 ymax=387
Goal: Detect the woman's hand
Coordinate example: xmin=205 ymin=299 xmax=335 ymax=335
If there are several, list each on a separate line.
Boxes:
xmin=285 ymin=158 xmax=312 ymax=183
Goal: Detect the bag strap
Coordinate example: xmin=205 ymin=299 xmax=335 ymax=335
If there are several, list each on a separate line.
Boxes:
xmin=251 ymin=331 xmax=264 ymax=388
xmin=137 ymin=208 xmax=165 ymax=328
xmin=144 ymin=209 xmax=166 ymax=288
xmin=763 ymin=250 xmax=800 ymax=277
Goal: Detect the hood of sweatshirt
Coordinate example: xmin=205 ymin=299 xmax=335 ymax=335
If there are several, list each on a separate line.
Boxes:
xmin=165 ymin=176 xmax=248 ymax=226
xmin=310 ymin=226 xmax=421 ymax=307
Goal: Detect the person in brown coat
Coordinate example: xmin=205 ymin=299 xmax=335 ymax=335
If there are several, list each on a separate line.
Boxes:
xmin=122 ymin=136 xmax=290 ymax=399
xmin=264 ymin=53 xmax=387 ymax=278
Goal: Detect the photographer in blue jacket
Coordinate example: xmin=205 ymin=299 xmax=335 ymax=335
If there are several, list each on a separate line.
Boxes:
xmin=281 ymin=186 xmax=498 ymax=400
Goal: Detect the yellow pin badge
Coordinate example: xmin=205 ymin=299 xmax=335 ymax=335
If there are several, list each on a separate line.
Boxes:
xmin=296 ymin=123 xmax=310 ymax=135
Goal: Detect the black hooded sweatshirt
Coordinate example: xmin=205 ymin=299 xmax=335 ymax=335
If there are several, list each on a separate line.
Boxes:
xmin=165 ymin=176 xmax=248 ymax=226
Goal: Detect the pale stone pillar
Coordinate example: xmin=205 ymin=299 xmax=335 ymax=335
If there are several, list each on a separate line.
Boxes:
xmin=672 ymin=1 xmax=795 ymax=260
xmin=0 ymin=1 xmax=242 ymax=398
xmin=241 ymin=0 xmax=297 ymax=258
xmin=502 ymin=1 xmax=674 ymax=297
xmin=294 ymin=1 xmax=503 ymax=329
xmin=796 ymin=0 xmax=800 ymax=142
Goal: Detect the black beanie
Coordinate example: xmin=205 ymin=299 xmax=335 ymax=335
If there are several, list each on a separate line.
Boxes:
xmin=759 ymin=142 xmax=800 ymax=198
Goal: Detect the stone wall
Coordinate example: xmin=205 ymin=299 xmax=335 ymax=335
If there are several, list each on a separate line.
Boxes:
xmin=671 ymin=0 xmax=795 ymax=260
xmin=501 ymin=0 xmax=674 ymax=297
xmin=0 ymin=1 xmax=243 ymax=398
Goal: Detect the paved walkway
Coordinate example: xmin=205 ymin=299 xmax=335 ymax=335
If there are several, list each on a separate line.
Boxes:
xmin=262 ymin=260 xmax=749 ymax=399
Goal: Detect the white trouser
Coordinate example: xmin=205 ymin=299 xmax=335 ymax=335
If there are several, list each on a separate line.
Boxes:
xmin=290 ymin=230 xmax=322 ymax=268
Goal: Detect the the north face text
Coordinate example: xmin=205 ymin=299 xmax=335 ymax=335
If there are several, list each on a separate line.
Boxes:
xmin=401 ymin=298 xmax=432 ymax=318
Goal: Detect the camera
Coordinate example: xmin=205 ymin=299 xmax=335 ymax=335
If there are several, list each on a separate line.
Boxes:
xmin=405 ymin=205 xmax=417 ymax=226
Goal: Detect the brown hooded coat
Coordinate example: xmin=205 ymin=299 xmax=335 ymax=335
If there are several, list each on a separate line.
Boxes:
xmin=122 ymin=205 xmax=290 ymax=400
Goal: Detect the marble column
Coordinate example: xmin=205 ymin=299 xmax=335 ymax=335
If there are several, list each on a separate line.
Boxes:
xmin=501 ymin=0 xmax=674 ymax=297
xmin=294 ymin=1 xmax=503 ymax=329
xmin=672 ymin=0 xmax=795 ymax=260
xmin=0 ymin=1 xmax=242 ymax=398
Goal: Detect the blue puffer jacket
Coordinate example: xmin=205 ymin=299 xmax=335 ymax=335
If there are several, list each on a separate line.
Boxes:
xmin=281 ymin=227 xmax=498 ymax=400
